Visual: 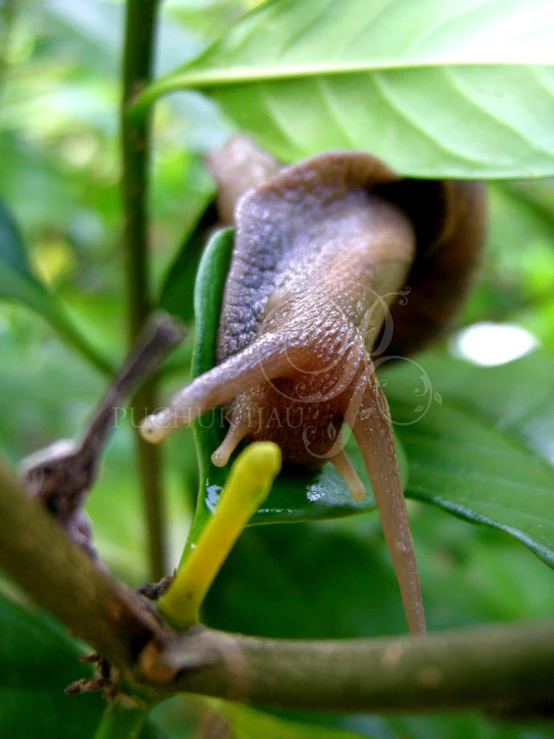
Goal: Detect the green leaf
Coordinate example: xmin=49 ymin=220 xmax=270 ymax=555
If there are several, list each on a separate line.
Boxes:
xmin=0 ymin=196 xmax=54 ymax=312
xmin=135 ymin=0 xmax=554 ymax=178
xmin=204 ymin=521 xmax=411 ymax=638
xmin=0 ymin=590 xmax=165 ymax=738
xmin=202 ymin=494 xmax=554 ymax=737
xmin=204 ymin=507 xmax=554 ymax=639
xmin=0 ymin=590 xmax=104 ymax=738
xmin=188 ymin=227 xmax=408 ymax=544
xmin=0 ymin=198 xmax=113 ymax=374
xmin=213 ymin=700 xmax=370 ymax=739
xmin=384 ymin=351 xmax=554 ymax=567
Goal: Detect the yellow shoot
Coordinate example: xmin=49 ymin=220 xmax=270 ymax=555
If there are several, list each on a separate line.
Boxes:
xmin=159 ymin=442 xmax=282 ymax=629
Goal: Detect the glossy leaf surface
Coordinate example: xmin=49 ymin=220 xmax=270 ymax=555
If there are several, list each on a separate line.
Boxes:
xmin=386 ymin=351 xmax=554 ymax=566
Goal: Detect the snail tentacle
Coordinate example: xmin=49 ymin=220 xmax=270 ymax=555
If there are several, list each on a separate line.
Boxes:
xmin=350 ymin=364 xmax=425 ymax=636
xmin=140 ymin=333 xmax=310 ymax=443
xmin=329 ymin=447 xmax=367 ymax=502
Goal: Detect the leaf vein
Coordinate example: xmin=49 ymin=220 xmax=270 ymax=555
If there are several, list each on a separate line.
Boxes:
xmin=371 ymin=71 xmax=492 ymax=165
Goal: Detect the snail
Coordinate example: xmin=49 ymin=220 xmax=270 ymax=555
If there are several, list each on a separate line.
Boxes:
xmin=141 ymin=136 xmax=486 ymax=635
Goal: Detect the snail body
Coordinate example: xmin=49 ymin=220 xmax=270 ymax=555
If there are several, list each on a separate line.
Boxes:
xmin=142 ymin=138 xmax=486 ymax=635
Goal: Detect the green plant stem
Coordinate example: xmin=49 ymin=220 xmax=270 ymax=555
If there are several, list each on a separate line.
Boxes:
xmin=121 ymin=0 xmax=166 ymax=580
xmin=94 ymin=697 xmax=149 ymax=739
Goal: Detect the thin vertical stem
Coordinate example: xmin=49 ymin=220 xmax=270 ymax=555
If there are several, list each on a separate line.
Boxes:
xmin=121 ymin=0 xmax=166 ymax=579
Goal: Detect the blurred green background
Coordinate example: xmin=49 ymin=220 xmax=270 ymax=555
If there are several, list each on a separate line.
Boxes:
xmin=1 ymin=1 xmax=554 ymax=738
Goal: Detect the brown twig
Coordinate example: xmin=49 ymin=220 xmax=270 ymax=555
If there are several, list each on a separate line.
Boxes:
xmin=0 ymin=459 xmax=166 ymax=672
xmin=2 ymin=457 xmax=554 ymax=715
xmin=143 ymin=621 xmax=554 ymax=714
xmin=19 ymin=314 xmax=183 ymax=559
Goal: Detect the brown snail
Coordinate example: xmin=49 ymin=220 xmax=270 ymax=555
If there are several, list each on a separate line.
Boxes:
xmin=141 ymin=136 xmax=486 ymax=636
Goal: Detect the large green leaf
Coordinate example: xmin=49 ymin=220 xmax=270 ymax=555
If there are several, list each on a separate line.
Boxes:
xmin=213 ymin=700 xmax=369 ymax=739
xmin=135 ymin=0 xmax=554 ymax=178
xmin=187 ymin=228 xmax=408 ymax=545
xmin=384 ymin=351 xmax=554 ymax=567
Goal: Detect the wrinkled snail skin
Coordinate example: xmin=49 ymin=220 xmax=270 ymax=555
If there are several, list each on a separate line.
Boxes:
xmin=141 ymin=137 xmax=486 ymax=637
xmin=214 ymin=156 xmax=416 ymax=468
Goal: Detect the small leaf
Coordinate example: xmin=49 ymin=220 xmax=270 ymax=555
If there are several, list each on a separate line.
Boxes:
xmin=0 ymin=196 xmax=53 ymax=312
xmin=135 ymin=0 xmax=554 ymax=178
xmin=213 ymin=700 xmax=370 ymax=739
xmin=188 ymin=228 xmax=408 ymax=542
xmin=385 ymin=351 xmax=554 ymax=567
xmin=433 ymin=391 xmax=442 ymax=405
xmin=0 ymin=198 xmax=113 ymax=374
